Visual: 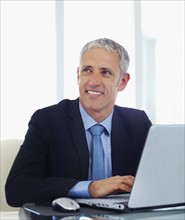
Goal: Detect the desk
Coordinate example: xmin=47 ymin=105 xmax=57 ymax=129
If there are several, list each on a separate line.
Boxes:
xmin=1 ymin=205 xmax=184 ymax=220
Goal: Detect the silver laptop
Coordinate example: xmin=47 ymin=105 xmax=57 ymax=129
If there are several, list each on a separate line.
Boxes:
xmin=76 ymin=124 xmax=185 ymax=211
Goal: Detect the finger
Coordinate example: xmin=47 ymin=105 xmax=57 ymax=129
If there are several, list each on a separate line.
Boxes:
xmin=118 ymin=182 xmax=132 ymax=192
xmin=121 ymin=176 xmax=135 ymax=187
xmin=114 ymin=176 xmax=134 ymax=192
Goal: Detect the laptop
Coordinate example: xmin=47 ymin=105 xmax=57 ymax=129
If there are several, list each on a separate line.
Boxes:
xmin=75 ymin=124 xmax=185 ymax=212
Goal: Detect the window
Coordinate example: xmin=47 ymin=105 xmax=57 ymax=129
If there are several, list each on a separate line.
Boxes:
xmin=1 ymin=1 xmax=184 ymax=140
xmin=1 ymin=1 xmax=57 ymax=139
xmin=141 ymin=0 xmax=184 ymax=124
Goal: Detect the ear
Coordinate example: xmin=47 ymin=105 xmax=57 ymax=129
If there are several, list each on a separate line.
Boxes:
xmin=118 ymin=73 xmax=130 ymax=91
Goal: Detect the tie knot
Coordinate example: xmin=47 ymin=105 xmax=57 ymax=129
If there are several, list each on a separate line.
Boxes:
xmin=89 ymin=124 xmax=104 ymax=136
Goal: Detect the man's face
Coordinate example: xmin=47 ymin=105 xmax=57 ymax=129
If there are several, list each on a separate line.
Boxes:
xmin=77 ymin=48 xmax=129 ymax=121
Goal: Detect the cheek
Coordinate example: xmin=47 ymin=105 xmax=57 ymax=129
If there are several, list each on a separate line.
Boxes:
xmin=107 ymin=81 xmax=119 ymax=92
xmin=78 ymin=77 xmax=87 ymax=89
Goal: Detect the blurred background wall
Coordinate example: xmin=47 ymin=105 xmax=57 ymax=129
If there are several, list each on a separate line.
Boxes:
xmin=1 ymin=0 xmax=184 ymax=139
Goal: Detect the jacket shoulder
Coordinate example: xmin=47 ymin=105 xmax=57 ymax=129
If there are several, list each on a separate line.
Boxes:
xmin=34 ymin=99 xmax=77 ymax=114
xmin=114 ymin=105 xmax=152 ymax=126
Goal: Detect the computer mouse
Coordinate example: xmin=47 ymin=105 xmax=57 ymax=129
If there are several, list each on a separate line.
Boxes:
xmin=52 ymin=197 xmax=80 ymax=212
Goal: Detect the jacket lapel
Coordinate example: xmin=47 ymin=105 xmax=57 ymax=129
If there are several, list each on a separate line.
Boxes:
xmin=68 ymin=99 xmax=89 ymax=180
xmin=111 ymin=107 xmax=128 ymax=176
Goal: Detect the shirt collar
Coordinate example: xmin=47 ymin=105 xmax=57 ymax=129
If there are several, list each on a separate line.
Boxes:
xmin=79 ymin=103 xmax=113 ymax=135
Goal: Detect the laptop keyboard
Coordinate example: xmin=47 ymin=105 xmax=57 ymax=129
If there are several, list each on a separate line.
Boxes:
xmin=87 ymin=194 xmax=129 ymax=204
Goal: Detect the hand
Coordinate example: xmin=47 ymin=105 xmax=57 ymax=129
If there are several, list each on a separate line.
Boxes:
xmin=88 ymin=175 xmax=134 ymax=198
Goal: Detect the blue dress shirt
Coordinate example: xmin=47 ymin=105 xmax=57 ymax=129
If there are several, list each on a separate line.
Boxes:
xmin=68 ymin=103 xmax=113 ymax=197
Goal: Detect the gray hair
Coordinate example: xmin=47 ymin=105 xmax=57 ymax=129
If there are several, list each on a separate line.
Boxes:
xmin=80 ymin=38 xmax=130 ymax=75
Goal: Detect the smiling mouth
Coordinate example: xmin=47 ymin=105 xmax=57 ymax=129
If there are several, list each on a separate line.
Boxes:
xmin=87 ymin=90 xmax=102 ymax=95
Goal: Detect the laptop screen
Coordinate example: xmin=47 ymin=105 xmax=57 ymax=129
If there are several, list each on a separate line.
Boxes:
xmin=128 ymin=124 xmax=185 ymax=209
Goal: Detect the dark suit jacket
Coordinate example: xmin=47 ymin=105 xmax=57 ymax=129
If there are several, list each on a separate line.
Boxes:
xmin=5 ymin=98 xmax=151 ymax=207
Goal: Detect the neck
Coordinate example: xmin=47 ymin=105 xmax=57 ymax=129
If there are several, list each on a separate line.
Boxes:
xmin=85 ymin=108 xmax=113 ymax=123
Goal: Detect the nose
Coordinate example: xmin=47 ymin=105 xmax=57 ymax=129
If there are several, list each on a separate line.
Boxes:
xmin=88 ymin=72 xmax=101 ymax=86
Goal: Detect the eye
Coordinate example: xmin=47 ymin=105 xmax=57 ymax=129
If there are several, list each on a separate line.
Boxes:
xmin=81 ymin=66 xmax=92 ymax=74
xmin=82 ymin=68 xmax=89 ymax=72
xmin=101 ymin=68 xmax=112 ymax=77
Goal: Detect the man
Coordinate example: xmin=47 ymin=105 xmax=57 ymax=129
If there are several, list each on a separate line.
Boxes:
xmin=5 ymin=38 xmax=151 ymax=207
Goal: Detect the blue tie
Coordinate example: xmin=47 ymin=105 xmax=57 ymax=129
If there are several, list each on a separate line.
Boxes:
xmin=89 ymin=124 xmax=105 ymax=180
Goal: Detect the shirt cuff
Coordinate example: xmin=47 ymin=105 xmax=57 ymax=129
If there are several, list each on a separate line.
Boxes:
xmin=68 ymin=181 xmax=92 ymax=198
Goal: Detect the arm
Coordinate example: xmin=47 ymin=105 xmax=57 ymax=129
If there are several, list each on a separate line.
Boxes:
xmin=68 ymin=176 xmax=134 ymax=198
xmin=5 ymin=109 xmax=80 ymax=207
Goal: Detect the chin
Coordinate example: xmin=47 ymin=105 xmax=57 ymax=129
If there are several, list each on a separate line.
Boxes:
xmin=84 ymin=102 xmax=101 ymax=112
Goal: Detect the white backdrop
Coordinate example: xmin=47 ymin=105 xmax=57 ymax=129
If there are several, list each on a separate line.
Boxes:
xmin=1 ymin=0 xmax=184 ymax=140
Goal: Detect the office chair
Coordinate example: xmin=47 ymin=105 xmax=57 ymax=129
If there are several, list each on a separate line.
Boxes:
xmin=0 ymin=139 xmax=22 ymax=211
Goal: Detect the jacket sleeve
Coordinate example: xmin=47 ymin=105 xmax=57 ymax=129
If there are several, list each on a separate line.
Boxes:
xmin=5 ymin=109 xmax=79 ymax=207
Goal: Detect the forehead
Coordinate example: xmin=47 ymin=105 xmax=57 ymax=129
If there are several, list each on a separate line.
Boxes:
xmin=80 ymin=48 xmax=119 ymax=67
